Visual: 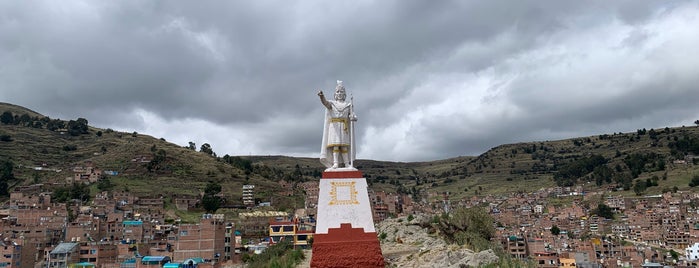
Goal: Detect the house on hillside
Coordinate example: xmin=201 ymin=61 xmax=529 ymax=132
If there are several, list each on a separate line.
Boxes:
xmin=48 ymin=243 xmax=80 ymax=268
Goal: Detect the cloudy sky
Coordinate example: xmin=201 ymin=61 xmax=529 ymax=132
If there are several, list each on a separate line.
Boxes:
xmin=1 ymin=1 xmax=698 ymax=162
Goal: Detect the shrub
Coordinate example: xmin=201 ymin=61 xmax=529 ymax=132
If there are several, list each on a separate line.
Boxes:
xmin=689 ymin=175 xmax=699 ymax=187
xmin=62 ymin=145 xmax=77 ymax=151
xmin=434 ymin=206 xmax=496 ymax=251
xmin=0 ymin=135 xmax=12 ymax=142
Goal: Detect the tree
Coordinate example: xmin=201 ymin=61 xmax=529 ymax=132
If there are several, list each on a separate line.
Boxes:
xmin=201 ymin=181 xmax=223 ymax=213
xmin=0 ymin=159 xmax=14 ymax=196
xmin=97 ymin=178 xmax=114 ymax=191
xmin=200 ymin=143 xmax=214 ymax=156
xmin=689 ymin=175 xmax=699 ymax=187
xmin=0 ymin=111 xmax=13 ymax=125
xmin=67 ymin=118 xmax=89 ymax=136
xmin=223 ymin=155 xmax=253 ymax=174
xmin=18 ymin=114 xmax=31 ymax=126
xmin=633 ymin=180 xmax=647 ymax=196
xmin=46 ymin=119 xmax=64 ymax=131
xmin=550 ymin=225 xmax=561 ymax=236
xmin=695 ymin=119 xmax=699 ymax=126
xmin=146 ymin=149 xmax=167 ymax=172
xmin=594 ymin=203 xmax=614 ymax=219
xmin=670 ymin=250 xmax=679 ymax=261
xmin=188 ymin=141 xmax=196 ymax=150
xmin=52 ymin=183 xmax=91 ymax=203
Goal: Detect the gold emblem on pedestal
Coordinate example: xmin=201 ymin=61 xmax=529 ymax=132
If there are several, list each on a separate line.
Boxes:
xmin=329 ymin=181 xmax=359 ymax=205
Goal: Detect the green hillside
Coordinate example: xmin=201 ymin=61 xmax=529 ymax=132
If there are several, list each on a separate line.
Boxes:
xmin=254 ymin=128 xmax=699 ymax=201
xmin=0 ymin=102 xmax=294 ymax=215
xmin=3 ymin=101 xmax=699 ymax=209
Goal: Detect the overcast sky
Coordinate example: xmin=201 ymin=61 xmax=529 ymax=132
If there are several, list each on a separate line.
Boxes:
xmin=2 ymin=1 xmax=698 ymax=162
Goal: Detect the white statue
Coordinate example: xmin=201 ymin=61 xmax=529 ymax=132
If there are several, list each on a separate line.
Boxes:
xmin=318 ymin=80 xmax=357 ymax=170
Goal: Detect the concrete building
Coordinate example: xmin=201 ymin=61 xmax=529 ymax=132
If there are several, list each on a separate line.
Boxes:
xmin=268 ymin=217 xmax=314 ymax=249
xmin=48 ymin=243 xmax=79 ymax=268
xmin=242 ymin=185 xmax=254 ymax=207
xmin=0 ymin=240 xmax=21 ymax=268
xmin=503 ymin=235 xmax=527 ymax=259
xmin=686 ymin=242 xmax=699 ymax=261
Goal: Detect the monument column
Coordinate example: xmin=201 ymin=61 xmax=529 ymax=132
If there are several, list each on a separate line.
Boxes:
xmin=311 ymin=81 xmax=384 ymax=268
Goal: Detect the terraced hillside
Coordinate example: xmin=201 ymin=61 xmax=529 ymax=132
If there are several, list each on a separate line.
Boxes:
xmin=3 ymin=101 xmax=699 ymax=208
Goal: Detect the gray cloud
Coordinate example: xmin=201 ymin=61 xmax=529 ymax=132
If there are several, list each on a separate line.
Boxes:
xmin=1 ymin=1 xmax=698 ymax=161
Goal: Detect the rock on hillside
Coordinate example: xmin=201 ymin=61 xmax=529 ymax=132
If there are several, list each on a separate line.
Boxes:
xmin=377 ymin=215 xmax=499 ymax=267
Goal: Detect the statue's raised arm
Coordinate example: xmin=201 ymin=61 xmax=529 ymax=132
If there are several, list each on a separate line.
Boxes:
xmin=317 ymin=90 xmax=331 ymax=110
xmin=318 ymin=80 xmax=356 ymax=170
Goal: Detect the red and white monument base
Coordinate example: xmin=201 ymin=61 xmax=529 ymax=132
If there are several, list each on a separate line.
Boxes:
xmin=311 ymin=170 xmax=384 ymax=268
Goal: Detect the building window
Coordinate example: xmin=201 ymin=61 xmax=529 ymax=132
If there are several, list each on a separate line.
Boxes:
xmin=180 ymin=231 xmax=188 ymax=236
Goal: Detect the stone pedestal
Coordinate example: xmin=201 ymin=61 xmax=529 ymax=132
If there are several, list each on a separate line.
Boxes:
xmin=311 ymin=170 xmax=384 ymax=268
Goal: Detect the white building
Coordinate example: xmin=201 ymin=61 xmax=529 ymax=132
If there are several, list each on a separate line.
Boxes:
xmin=242 ymin=184 xmax=255 ymax=207
xmin=686 ymin=242 xmax=699 ymax=261
xmin=534 ymin=204 xmax=544 ymax=214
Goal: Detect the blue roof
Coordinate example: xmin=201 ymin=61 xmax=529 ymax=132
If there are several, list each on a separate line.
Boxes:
xmin=163 ymin=263 xmax=181 ymax=268
xmin=123 ymin=220 xmax=143 ymax=226
xmin=141 ymin=256 xmax=170 ymax=262
xmin=183 ymin=258 xmax=205 ymax=264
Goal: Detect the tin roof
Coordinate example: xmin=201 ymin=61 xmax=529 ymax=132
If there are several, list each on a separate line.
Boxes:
xmin=51 ymin=243 xmax=79 ymax=254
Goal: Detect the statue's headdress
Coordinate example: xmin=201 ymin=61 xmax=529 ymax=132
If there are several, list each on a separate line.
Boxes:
xmin=334 ymin=80 xmax=346 ymax=100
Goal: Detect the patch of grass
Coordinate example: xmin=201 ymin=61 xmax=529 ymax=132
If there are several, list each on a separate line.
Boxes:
xmin=243 ymin=240 xmax=305 ymax=268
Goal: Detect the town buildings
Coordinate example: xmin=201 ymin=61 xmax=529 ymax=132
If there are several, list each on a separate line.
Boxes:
xmin=5 ymin=158 xmax=699 ymax=268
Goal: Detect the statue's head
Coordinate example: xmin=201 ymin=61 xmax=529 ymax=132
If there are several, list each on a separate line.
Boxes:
xmin=334 ymin=80 xmax=346 ymax=101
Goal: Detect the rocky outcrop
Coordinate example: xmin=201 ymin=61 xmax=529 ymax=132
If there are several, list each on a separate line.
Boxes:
xmin=377 ymin=215 xmax=499 ymax=267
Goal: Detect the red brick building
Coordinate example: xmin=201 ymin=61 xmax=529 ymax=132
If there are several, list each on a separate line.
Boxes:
xmin=173 ymin=214 xmax=226 ymax=262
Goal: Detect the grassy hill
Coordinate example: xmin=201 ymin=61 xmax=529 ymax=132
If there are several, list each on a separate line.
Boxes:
xmin=3 ymin=101 xmax=699 ymax=211
xmin=253 ymin=127 xmax=699 ymax=202
xmin=0 ymin=102 xmax=295 ymax=218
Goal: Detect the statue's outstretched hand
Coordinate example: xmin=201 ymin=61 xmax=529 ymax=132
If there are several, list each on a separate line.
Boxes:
xmin=317 ymin=91 xmax=324 ymax=97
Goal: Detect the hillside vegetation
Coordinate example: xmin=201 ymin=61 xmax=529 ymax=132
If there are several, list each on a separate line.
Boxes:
xmin=0 ymin=102 xmax=300 ymax=216
xmin=2 ymin=102 xmax=699 ymax=209
xmin=254 ymin=127 xmax=699 ymax=201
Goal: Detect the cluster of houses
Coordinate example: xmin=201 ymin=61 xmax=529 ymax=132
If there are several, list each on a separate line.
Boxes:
xmin=451 ymin=186 xmax=699 ymax=267
xmin=12 ymin=159 xmax=699 ymax=268
xmin=1 ymin=182 xmax=242 ymax=268
xmin=0 ymin=161 xmax=432 ymax=268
